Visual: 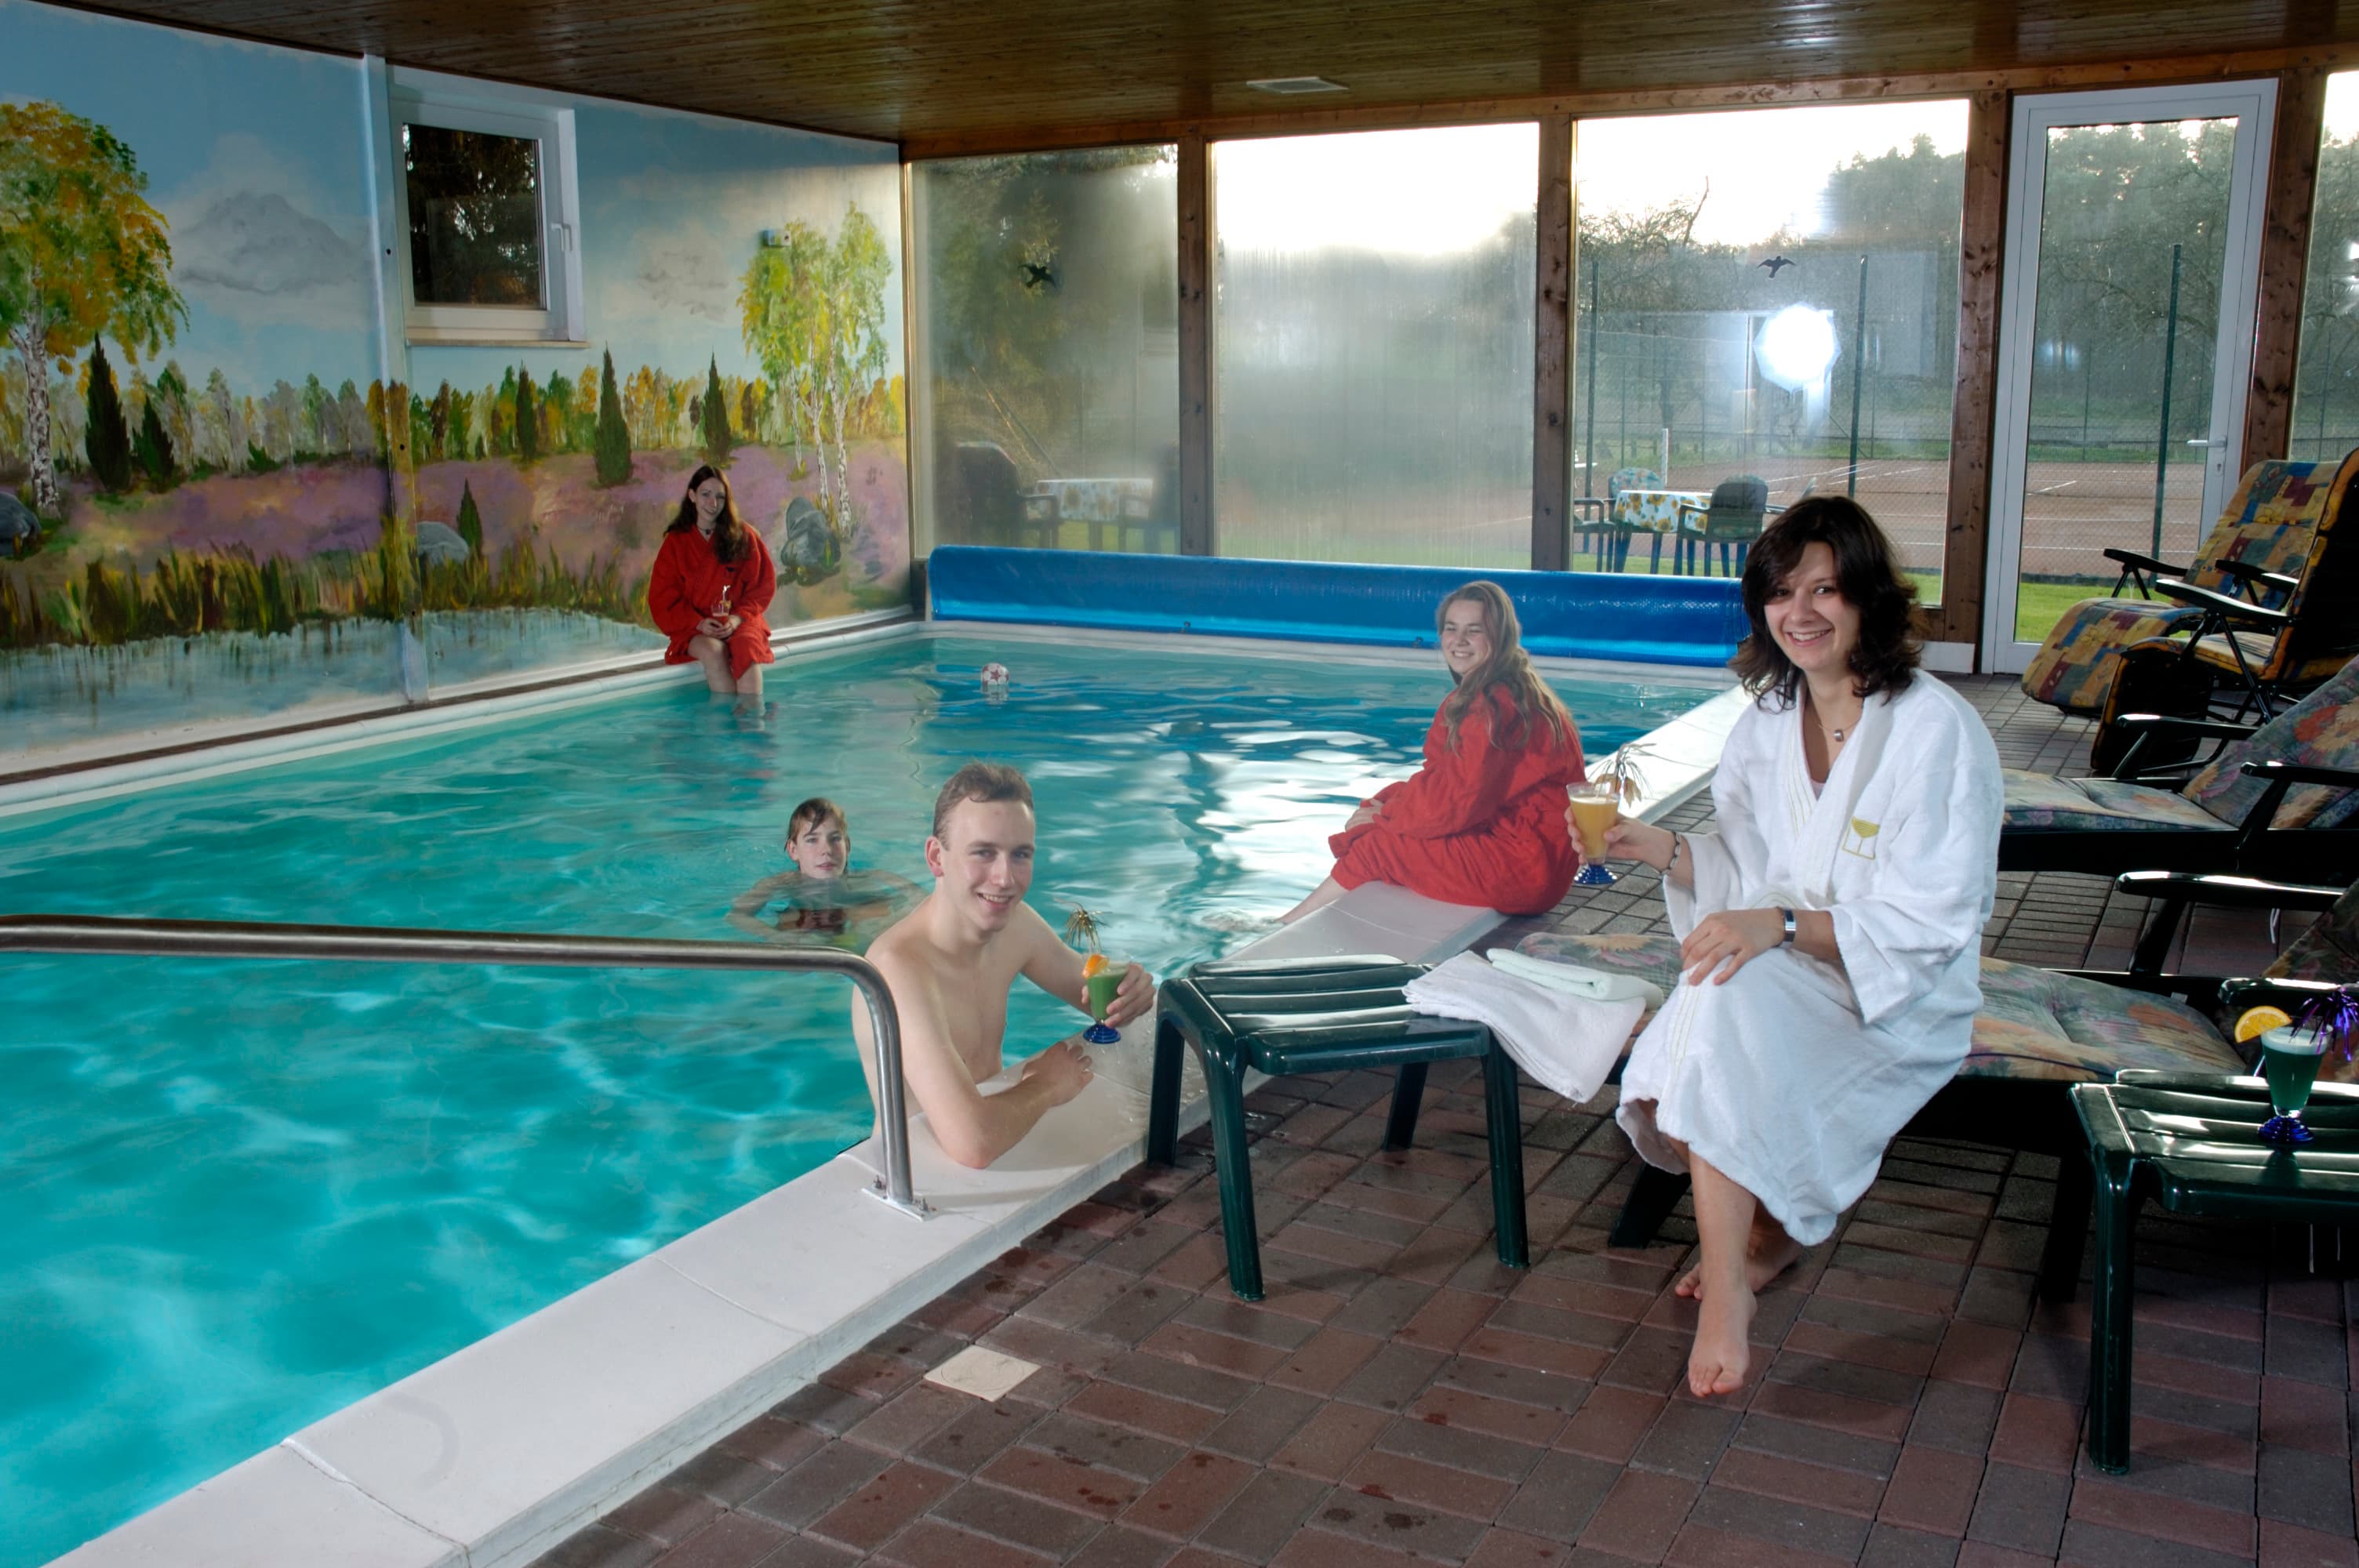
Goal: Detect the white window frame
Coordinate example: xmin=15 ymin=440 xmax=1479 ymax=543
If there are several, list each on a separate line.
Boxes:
xmin=386 ymin=72 xmax=585 ymax=346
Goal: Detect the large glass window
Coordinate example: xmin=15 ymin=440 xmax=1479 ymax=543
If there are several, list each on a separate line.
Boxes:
xmin=911 ymin=148 xmax=1180 ymax=554
xmin=1573 ymin=103 xmax=1967 ymax=597
xmin=2292 ymin=73 xmax=2359 ymax=461
xmin=1214 ymin=124 xmax=1538 ymax=568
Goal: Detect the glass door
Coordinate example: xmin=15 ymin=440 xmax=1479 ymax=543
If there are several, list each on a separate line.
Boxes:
xmin=1983 ymin=83 xmax=2276 ymax=671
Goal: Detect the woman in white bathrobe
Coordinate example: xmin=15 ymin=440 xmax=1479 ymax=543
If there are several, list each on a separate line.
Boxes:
xmin=1601 ymin=497 xmax=2001 ymax=1399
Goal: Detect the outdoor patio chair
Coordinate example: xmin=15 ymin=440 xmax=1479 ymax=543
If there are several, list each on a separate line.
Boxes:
xmin=1591 ymin=466 xmax=1662 ymax=572
xmin=2019 ymin=456 xmax=2353 ymax=718
xmin=1674 ymin=474 xmax=1770 ymax=577
xmin=1515 ymin=863 xmax=2357 ymax=1294
xmin=1998 ymin=652 xmax=2359 ymax=881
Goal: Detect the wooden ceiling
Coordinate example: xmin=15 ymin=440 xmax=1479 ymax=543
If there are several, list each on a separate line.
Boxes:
xmin=73 ymin=0 xmax=2359 ymax=153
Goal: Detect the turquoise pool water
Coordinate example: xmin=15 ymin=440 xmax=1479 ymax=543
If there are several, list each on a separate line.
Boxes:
xmin=0 ymin=631 xmax=1712 ymax=1564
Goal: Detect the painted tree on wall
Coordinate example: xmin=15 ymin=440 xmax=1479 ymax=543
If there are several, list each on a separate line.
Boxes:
xmin=740 ymin=203 xmax=893 ymax=532
xmin=594 ymin=349 xmax=632 ymax=486
xmin=0 ymin=101 xmax=186 ymax=515
xmin=84 ymin=342 xmax=133 ymax=492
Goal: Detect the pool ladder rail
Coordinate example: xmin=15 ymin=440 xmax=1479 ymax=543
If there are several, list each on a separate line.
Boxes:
xmin=0 ymin=913 xmax=933 ymax=1220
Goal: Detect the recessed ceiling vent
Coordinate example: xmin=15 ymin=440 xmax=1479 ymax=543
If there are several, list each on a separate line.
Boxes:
xmin=1246 ymin=76 xmax=1347 ymax=95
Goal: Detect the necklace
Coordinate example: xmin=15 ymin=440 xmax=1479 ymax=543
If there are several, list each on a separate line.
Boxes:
xmin=1811 ymin=696 xmax=1858 ymax=745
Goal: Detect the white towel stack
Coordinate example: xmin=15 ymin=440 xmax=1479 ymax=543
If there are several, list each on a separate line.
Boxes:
xmin=1402 ymin=951 xmax=1645 ymax=1104
xmin=1485 ymin=948 xmax=1667 ymax=1010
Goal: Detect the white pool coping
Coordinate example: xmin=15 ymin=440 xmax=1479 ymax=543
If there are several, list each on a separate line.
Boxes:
xmin=42 ymin=639 xmax=1747 ymax=1568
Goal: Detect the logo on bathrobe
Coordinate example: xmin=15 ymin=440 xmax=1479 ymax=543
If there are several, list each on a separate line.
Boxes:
xmin=1841 ymin=817 xmax=1881 ymax=860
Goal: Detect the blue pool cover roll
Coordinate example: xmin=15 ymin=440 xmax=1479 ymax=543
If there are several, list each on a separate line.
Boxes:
xmin=926 ymin=547 xmax=1750 ymax=667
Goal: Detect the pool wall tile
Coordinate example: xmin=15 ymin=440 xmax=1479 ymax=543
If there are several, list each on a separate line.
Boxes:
xmin=51 ymin=1444 xmax=460 ymax=1568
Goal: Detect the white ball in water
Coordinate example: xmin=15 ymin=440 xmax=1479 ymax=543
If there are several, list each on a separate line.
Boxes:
xmin=980 ymin=662 xmax=1011 ymax=688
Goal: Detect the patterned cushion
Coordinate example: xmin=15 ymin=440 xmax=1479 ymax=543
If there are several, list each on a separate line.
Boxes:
xmin=2181 ymin=653 xmax=2359 ymax=830
xmin=2019 ymin=459 xmax=2340 ymax=714
xmin=2265 ymin=883 xmax=2359 ymax=1084
xmin=1512 ymin=931 xmax=2241 ymax=1085
xmin=2001 ymin=769 xmax=2228 ymax=832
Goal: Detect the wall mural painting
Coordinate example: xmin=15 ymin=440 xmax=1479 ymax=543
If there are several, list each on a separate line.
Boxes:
xmin=0 ymin=2 xmax=908 ymax=758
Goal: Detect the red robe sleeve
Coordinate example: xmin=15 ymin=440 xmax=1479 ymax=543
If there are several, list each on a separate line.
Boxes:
xmin=736 ymin=530 xmax=777 ymax=621
xmin=1379 ymin=697 xmax=1523 ymax=840
xmin=647 ymin=534 xmax=704 ymax=645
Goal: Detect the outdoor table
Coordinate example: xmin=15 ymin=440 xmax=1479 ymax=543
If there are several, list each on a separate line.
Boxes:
xmin=2070 ymin=1069 xmax=2359 ymax=1472
xmin=1020 ymin=477 xmax=1158 ymax=550
xmin=1608 ymin=488 xmax=1710 ymax=574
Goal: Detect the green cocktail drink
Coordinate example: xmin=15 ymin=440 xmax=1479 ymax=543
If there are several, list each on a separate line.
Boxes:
xmin=2259 ymin=1024 xmax=2330 ymax=1143
xmin=1082 ymin=960 xmax=1123 ymax=1044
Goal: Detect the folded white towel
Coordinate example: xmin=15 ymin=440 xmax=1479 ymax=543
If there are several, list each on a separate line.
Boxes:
xmin=1403 ymin=952 xmax=1641 ymax=1105
xmin=1487 ymin=947 xmax=1667 ymax=1010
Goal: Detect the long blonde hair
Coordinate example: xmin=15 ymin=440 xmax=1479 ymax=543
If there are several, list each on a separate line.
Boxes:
xmin=1436 ymin=581 xmax=1576 ymax=753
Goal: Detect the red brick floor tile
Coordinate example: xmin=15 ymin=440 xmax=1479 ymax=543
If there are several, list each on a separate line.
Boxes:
xmin=2068 ymin=1470 xmax=2257 ymax=1557
xmin=1271 ymin=1401 xmax=1394 ymax=1481
xmin=930 ymin=1478 xmax=1107 ymax=1559
xmin=1930 ymin=1321 xmax=2023 ymax=1390
xmin=2135 ymin=1349 xmax=2262 ymax=1406
xmin=1579 ymin=1468 xmax=1700 ymax=1563
xmin=1815 ymin=1265 xmax=1961 ymax=1319
xmin=1462 ymin=1526 xmax=1574 ymax=1568
xmin=845 ymin=1384 xmax=983 ymax=1456
xmin=1344 ymin=1446 xmax=1515 ymax=1520
xmin=1121 ymin=1452 xmax=1258 ymax=1541
xmin=1662 ymin=1522 xmax=1854 ymax=1568
xmin=1749 ymin=1380 xmax=1914 ymax=1443
xmin=980 ymin=1445 xmax=1147 ymax=1519
xmin=1147 ymin=1235 xmax=1233 ymax=1293
xmin=1510 ymin=1271 xmax=1658 ymax=1323
xmin=1268 ymin=1220 xmax=1402 ymax=1272
xmin=1310 ymin=1486 xmax=1490 ymax=1560
xmin=2259 ymin=1518 xmax=2359 ymax=1567
xmin=1405 ymin=1383 xmax=1569 ymax=1448
xmin=1990 ymin=1392 xmax=2081 ymax=1474
xmin=1463 ymin=1326 xmax=1615 ymax=1383
xmin=809 ymin=1461 xmax=961 ymax=1552
xmin=1269 ymin=1527 xmax=1424 ymax=1568
xmin=1782 ymin=1322 xmax=1939 ymax=1379
xmin=2128 ymin=1412 xmax=2257 ymax=1475
xmin=874 ymin=1518 xmax=1058 ymax=1568
xmin=603 ymin=1486 xmax=723 ymax=1548
xmin=652 ymin=1513 xmax=790 ymax=1568
xmin=1269 ymin=1327 xmax=1387 ymax=1397
xmin=1556 ymin=1386 xmax=1667 ymax=1464
xmin=1875 ymin=1444 xmax=1981 ymax=1536
xmin=1252 ymin=1280 xmax=1354 ymax=1327
xmin=2262 ymin=1374 xmax=2352 ymax=1456
xmin=1396 ymin=1287 xmax=1499 ymax=1355
xmin=1066 ymin=1381 xmax=1224 ymax=1446
xmin=1710 ymin=1446 xmax=1888 ymax=1519
xmin=1954 ymin=1544 xmax=2055 ymax=1568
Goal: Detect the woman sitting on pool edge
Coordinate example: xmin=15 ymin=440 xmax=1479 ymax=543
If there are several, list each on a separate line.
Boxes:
xmin=1598 ymin=496 xmax=2001 ymax=1399
xmin=1282 ymin=579 xmax=1587 ymax=922
xmin=729 ymin=797 xmax=923 ymax=943
xmin=649 ymin=465 xmax=777 ymax=704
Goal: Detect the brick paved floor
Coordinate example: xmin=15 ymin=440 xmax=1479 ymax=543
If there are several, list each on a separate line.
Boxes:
xmin=531 ymin=677 xmax=2354 ymax=1568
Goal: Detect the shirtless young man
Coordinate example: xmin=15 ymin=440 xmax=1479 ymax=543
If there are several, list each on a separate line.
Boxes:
xmin=851 ymin=763 xmax=1153 ymax=1169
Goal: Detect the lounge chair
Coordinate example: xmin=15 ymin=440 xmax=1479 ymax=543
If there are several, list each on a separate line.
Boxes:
xmin=1997 ymin=652 xmax=2359 ymax=881
xmin=1513 ymin=865 xmax=2352 ymax=1292
xmin=2019 ymin=457 xmax=2350 ymax=717
xmin=1674 ymin=475 xmax=1770 ymax=577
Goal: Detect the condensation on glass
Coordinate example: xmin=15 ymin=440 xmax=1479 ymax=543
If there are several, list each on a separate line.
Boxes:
xmin=1213 ymin=124 xmax=1539 ymax=570
xmin=401 ymin=123 xmax=547 ymax=310
xmin=1572 ymin=103 xmax=1966 ymax=597
xmin=910 ymin=148 xmax=1180 ymax=555
xmin=2292 ymin=73 xmax=2359 ymax=464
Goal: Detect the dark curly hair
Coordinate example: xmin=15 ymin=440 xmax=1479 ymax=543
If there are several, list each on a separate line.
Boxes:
xmin=1729 ymin=495 xmax=1920 ymax=707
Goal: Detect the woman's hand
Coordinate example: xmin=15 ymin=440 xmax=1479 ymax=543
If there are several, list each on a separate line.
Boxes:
xmin=718 ymin=612 xmax=743 ymax=635
xmin=1345 ymin=800 xmax=1384 ymax=831
xmin=695 ymin=615 xmax=726 ymax=637
xmin=1602 ymin=818 xmax=1674 ymax=869
xmin=1679 ymin=909 xmax=1787 ymax=985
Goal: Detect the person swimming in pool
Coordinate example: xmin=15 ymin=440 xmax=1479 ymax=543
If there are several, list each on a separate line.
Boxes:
xmin=729 ymin=797 xmax=922 ymax=943
xmin=849 ymin=762 xmax=1153 ymax=1169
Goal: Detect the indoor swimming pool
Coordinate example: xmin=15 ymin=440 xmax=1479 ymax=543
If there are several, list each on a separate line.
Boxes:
xmin=0 ymin=629 xmax=1719 ymax=1564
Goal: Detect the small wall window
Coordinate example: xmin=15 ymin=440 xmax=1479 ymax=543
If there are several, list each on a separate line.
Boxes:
xmin=388 ymin=82 xmax=583 ymax=344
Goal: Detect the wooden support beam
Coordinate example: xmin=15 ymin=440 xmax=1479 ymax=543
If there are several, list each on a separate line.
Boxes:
xmin=2243 ymin=67 xmax=2328 ymax=471
xmin=1177 ymin=134 xmax=1215 ymax=556
xmin=1936 ymin=89 xmax=2010 ymax=658
xmin=1532 ymin=115 xmax=1574 ymax=572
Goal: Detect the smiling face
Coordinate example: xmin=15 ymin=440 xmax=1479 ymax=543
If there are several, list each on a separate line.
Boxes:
xmin=1762 ymin=540 xmax=1861 ymax=684
xmin=1439 ymin=597 xmax=1494 ymax=680
xmin=925 ymin=797 xmax=1035 ymax=935
xmin=787 ymin=815 xmax=849 ymax=880
xmin=691 ymin=477 xmax=728 ymax=532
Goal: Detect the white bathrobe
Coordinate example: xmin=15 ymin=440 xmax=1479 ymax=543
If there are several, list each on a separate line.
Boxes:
xmin=1616 ymin=674 xmax=2002 ymax=1245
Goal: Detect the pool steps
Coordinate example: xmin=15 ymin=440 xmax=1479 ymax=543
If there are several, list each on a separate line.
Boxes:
xmin=49 ymin=670 xmax=1748 ymax=1568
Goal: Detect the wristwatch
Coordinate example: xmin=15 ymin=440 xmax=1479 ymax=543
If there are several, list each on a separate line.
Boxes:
xmin=1778 ymin=907 xmax=1797 ymax=945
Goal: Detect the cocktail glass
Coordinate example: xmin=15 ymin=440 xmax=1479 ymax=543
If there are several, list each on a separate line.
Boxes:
xmin=2258 ymin=1023 xmax=2330 ymax=1145
xmin=1567 ymin=786 xmax=1622 ymax=887
xmin=1084 ymin=963 xmax=1124 ymax=1045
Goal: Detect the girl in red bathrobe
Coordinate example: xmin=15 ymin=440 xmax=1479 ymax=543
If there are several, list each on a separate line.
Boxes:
xmin=648 ymin=465 xmax=778 ymax=700
xmin=1282 ymin=579 xmax=1588 ymax=921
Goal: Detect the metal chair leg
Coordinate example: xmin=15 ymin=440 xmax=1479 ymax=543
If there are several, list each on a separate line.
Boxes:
xmin=1610 ymin=1163 xmax=1692 ymax=1247
xmin=1483 ymin=1046 xmax=1530 ymax=1268
xmin=1384 ymin=1061 xmax=1430 ymax=1149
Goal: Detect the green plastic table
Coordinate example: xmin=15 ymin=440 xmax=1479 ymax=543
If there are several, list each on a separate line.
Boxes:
xmin=1147 ymin=953 xmax=1529 ymax=1301
xmin=2070 ymin=1069 xmax=2359 ymax=1471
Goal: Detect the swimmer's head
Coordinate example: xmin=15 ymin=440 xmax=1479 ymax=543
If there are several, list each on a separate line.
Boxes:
xmin=926 ymin=763 xmax=1035 ymax=930
xmin=785 ymin=797 xmax=850 ymax=880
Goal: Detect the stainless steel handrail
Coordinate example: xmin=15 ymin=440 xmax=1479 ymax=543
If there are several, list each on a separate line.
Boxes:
xmin=0 ymin=913 xmax=930 ymax=1218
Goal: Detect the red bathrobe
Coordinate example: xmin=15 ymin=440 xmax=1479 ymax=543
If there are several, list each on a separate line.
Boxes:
xmin=648 ymin=525 xmax=778 ymax=679
xmin=1329 ymin=688 xmax=1587 ymax=914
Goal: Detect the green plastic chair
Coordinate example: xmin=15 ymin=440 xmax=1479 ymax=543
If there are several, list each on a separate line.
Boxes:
xmin=1147 ymin=953 xmax=1529 ymax=1301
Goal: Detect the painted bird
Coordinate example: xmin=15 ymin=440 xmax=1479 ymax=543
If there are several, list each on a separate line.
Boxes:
xmin=1021 ymin=261 xmax=1057 ymax=290
xmin=1758 ymin=255 xmax=1796 ymax=277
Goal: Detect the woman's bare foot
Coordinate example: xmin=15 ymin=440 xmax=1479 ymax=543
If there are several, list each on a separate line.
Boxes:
xmin=1675 ymin=1218 xmax=1805 ymax=1301
xmin=1688 ymin=1280 xmax=1756 ymax=1397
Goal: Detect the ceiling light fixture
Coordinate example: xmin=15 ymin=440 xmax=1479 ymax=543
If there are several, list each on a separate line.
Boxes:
xmin=1246 ymin=76 xmax=1347 ymax=95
